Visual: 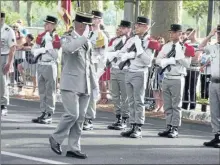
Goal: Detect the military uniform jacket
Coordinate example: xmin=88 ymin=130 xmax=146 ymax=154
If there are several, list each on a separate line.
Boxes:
xmin=204 ymin=43 xmax=220 ymax=78
xmin=1 ymin=23 xmax=16 ymax=55
xmin=125 ymin=34 xmax=154 ymax=72
xmin=89 ymin=30 xmax=108 ymax=64
xmin=156 ymin=41 xmax=192 ymax=79
xmin=60 ymin=31 xmax=98 ymax=94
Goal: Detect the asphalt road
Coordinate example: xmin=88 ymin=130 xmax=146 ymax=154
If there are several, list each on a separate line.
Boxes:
xmin=1 ymin=99 xmax=219 ymax=164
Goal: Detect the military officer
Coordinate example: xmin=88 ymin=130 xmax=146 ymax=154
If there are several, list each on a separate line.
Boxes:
xmin=119 ymin=16 xmax=155 ymax=138
xmin=1 ymin=12 xmax=16 ymax=116
xmin=156 ymin=24 xmax=193 ymax=138
xmin=106 ymin=20 xmax=132 ymax=130
xmin=199 ymin=25 xmax=220 ymax=148
xmin=83 ymin=10 xmax=108 ymax=130
xmin=31 ymin=15 xmax=61 ymax=124
xmin=49 ymin=12 xmax=98 ymax=159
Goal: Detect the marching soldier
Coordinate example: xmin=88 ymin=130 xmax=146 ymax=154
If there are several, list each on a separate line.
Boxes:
xmin=31 ymin=15 xmax=61 ymax=124
xmin=49 ymin=12 xmax=97 ymax=159
xmin=199 ymin=25 xmax=220 ymax=148
xmin=106 ymin=20 xmax=132 ymax=130
xmin=119 ymin=16 xmax=157 ymax=138
xmin=0 ymin=12 xmax=16 ymax=116
xmin=83 ymin=10 xmax=108 ymax=130
xmin=156 ymin=24 xmax=193 ymax=138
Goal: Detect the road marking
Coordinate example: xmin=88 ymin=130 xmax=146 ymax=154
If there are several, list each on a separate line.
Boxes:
xmin=1 ymin=151 xmax=68 ymax=164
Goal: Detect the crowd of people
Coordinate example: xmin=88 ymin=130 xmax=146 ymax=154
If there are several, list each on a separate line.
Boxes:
xmin=1 ymin=10 xmax=220 ymax=159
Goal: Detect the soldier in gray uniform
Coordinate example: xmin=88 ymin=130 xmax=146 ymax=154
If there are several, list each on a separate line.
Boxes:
xmin=31 ymin=15 xmax=61 ymax=124
xmin=106 ymin=20 xmax=132 ymax=130
xmin=156 ymin=24 xmax=192 ymax=138
xmin=0 ymin=12 xmax=16 ymax=116
xmin=199 ymin=25 xmax=220 ymax=148
xmin=49 ymin=12 xmax=98 ymax=159
xmin=83 ymin=10 xmax=108 ymax=131
xmin=119 ymin=16 xmax=155 ymax=138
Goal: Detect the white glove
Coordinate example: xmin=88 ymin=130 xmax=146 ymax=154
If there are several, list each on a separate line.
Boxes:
xmin=92 ymin=88 xmax=100 ymax=101
xmin=83 ymin=25 xmax=90 ymax=38
xmin=161 ymin=57 xmax=176 ymax=68
xmin=44 ymin=32 xmax=53 ymax=43
xmin=106 ymin=51 xmax=119 ymax=62
xmin=33 ymin=47 xmax=46 ymax=57
xmin=121 ymin=52 xmax=135 ymax=62
xmin=134 ymin=35 xmax=144 ymax=55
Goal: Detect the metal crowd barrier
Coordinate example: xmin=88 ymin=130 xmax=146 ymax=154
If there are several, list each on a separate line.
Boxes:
xmin=9 ymin=50 xmax=210 ymax=112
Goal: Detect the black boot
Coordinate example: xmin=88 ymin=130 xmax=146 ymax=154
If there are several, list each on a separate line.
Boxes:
xmin=40 ymin=113 xmax=52 ymax=124
xmin=158 ymin=125 xmax=172 ymax=137
xmin=204 ymin=134 xmax=220 ymax=148
xmin=130 ymin=124 xmax=142 ymax=138
xmin=32 ymin=112 xmax=47 ymax=123
xmin=1 ymin=105 xmax=8 ymax=116
xmin=114 ymin=117 xmax=128 ymax=130
xmin=120 ymin=123 xmax=135 ymax=137
xmin=83 ymin=119 xmax=93 ymax=130
xmin=107 ymin=115 xmax=121 ymax=130
xmin=168 ymin=126 xmax=178 ymax=138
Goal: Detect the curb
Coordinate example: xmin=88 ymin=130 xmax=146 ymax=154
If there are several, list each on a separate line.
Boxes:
xmin=10 ymin=98 xmax=211 ymax=127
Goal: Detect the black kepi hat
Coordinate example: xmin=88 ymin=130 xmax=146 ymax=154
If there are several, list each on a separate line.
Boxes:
xmin=1 ymin=12 xmax=5 ymax=18
xmin=91 ymin=10 xmax=103 ymax=19
xmin=169 ymin=24 xmax=182 ymax=32
xmin=44 ymin=15 xmax=58 ymax=24
xmin=136 ymin=16 xmax=150 ymax=25
xmin=119 ymin=20 xmax=132 ymax=28
xmin=75 ymin=12 xmax=94 ymax=25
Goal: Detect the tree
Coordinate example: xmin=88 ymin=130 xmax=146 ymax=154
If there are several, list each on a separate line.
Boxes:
xmin=26 ymin=1 xmax=33 ymax=26
xmin=151 ymin=1 xmax=183 ymax=42
xmin=13 ymin=0 xmax=20 ymax=13
xmin=140 ymin=1 xmax=152 ymax=18
xmin=183 ymin=1 xmax=208 ymax=37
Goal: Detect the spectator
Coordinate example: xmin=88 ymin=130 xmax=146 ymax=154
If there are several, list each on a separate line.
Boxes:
xmin=11 ymin=23 xmax=26 ymax=90
xmin=17 ymin=34 xmax=37 ymax=95
xmin=199 ymin=51 xmax=211 ymax=112
xmin=182 ymin=28 xmax=202 ymax=110
xmin=17 ymin=19 xmax=28 ymax=37
xmin=150 ymin=37 xmax=165 ymax=112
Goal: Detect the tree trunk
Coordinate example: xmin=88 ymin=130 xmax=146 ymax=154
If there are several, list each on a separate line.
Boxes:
xmin=140 ymin=1 xmax=152 ymax=17
xmin=151 ymin=0 xmax=182 ymax=42
xmin=13 ymin=0 xmax=20 ymax=13
xmin=26 ymin=1 xmax=32 ymax=26
xmin=195 ymin=15 xmax=200 ymax=38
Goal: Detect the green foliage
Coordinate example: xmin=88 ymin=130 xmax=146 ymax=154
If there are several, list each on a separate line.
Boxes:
xmin=1 ymin=8 xmax=23 ymax=26
xmin=114 ymin=1 xmax=124 ymax=10
xmin=183 ymin=0 xmax=208 ymax=19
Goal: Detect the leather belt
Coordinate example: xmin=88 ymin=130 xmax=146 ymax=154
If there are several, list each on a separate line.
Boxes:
xmin=211 ymin=77 xmax=220 ymax=83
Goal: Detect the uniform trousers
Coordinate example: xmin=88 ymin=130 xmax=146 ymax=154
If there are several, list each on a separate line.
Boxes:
xmin=111 ymin=68 xmax=129 ymax=118
xmin=209 ymin=82 xmax=220 ymax=133
xmin=125 ymin=71 xmax=147 ymax=124
xmin=37 ymin=63 xmax=57 ymax=114
xmin=162 ymin=77 xmax=185 ymax=126
xmin=52 ymin=90 xmax=90 ymax=151
xmin=0 ymin=56 xmax=9 ymax=106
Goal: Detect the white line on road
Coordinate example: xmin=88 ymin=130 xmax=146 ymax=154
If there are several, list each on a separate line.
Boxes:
xmin=1 ymin=151 xmax=68 ymax=164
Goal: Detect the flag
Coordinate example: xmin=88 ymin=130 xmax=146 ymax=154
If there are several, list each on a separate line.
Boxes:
xmin=58 ymin=0 xmax=72 ymax=30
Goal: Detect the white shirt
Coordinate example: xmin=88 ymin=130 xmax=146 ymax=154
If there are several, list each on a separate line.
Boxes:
xmin=204 ymin=43 xmax=220 ymax=78
xmin=127 ymin=34 xmax=154 ymax=72
xmin=156 ymin=41 xmax=191 ymax=79
xmin=89 ymin=29 xmax=108 ymax=64
xmin=1 ymin=23 xmax=16 ymax=54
